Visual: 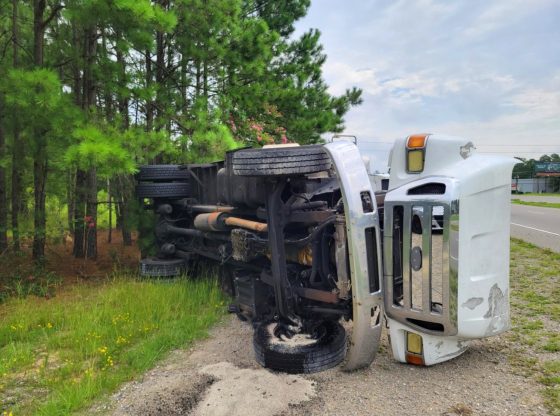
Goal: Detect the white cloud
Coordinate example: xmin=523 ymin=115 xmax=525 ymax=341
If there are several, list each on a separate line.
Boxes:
xmin=296 ymin=0 xmax=560 ymax=159
xmin=463 ymin=0 xmax=554 ymax=39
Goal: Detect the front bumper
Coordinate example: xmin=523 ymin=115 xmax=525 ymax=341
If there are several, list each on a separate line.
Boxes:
xmin=324 ymin=142 xmax=384 ymax=371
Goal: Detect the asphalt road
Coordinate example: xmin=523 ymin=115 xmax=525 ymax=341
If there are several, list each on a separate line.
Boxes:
xmin=510 ymin=203 xmax=560 ymax=252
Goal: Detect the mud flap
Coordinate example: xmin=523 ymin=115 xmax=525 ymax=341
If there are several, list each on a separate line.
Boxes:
xmin=324 ymin=142 xmax=383 ymax=371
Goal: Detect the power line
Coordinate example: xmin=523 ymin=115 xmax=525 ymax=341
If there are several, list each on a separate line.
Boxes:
xmin=477 ymin=145 xmax=559 ymax=147
xmin=478 ymin=151 xmax=558 ymax=154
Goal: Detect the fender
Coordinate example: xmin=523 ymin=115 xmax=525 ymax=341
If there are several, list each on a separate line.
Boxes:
xmin=324 ymin=141 xmax=384 ymax=371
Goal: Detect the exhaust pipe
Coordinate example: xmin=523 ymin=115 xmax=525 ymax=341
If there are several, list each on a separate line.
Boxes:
xmin=194 ymin=212 xmax=267 ymax=233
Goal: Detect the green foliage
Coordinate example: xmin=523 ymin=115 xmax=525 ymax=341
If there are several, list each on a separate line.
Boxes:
xmin=1 ymin=69 xmax=76 ymax=150
xmin=508 ymin=239 xmax=560 ymax=414
xmin=0 ymin=276 xmax=224 ymax=414
xmin=185 ymin=108 xmax=239 ymax=162
xmin=66 ymin=124 xmax=135 ymax=174
xmin=0 ymin=267 xmax=61 ymax=304
xmin=3 ymin=69 xmax=61 ymax=111
xmin=0 ymin=0 xmax=362 ymax=257
xmin=512 ymin=154 xmax=560 ymax=192
xmin=511 ymin=199 xmax=560 ymax=209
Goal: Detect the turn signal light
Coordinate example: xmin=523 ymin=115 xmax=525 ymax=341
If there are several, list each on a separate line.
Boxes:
xmin=406 ymin=352 xmax=425 ymax=366
xmin=406 ymin=134 xmax=429 ymax=173
xmin=405 ymin=331 xmax=425 ymax=365
xmin=406 ymin=331 xmax=423 ymax=354
xmin=407 ymin=150 xmax=424 ymax=172
xmin=406 ymin=134 xmax=429 ymax=149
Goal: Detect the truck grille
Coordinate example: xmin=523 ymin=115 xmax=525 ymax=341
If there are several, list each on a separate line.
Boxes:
xmin=383 ymin=200 xmax=459 ymax=336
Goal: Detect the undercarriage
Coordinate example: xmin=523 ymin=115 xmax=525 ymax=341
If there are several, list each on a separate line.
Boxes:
xmin=137 ymin=143 xmax=382 ymax=373
xmin=137 ymin=135 xmax=515 ymax=372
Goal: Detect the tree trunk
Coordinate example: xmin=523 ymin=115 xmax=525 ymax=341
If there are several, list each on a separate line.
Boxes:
xmin=145 ymin=51 xmax=153 ymax=132
xmin=73 ymin=169 xmax=87 ymax=257
xmin=32 ymin=0 xmax=47 ymax=262
xmin=67 ymin=169 xmax=75 ymax=233
xmin=117 ymin=175 xmax=132 ymax=246
xmin=195 ymin=57 xmax=201 ymax=99
xmin=203 ymin=58 xmax=208 ymax=99
xmin=85 ymin=168 xmax=97 ymax=259
xmin=156 ymin=14 xmax=165 ymax=132
xmin=32 ymin=149 xmax=47 ymax=260
xmin=0 ymin=96 xmax=8 ymax=253
xmin=72 ymin=23 xmax=81 ymax=106
xmin=10 ymin=0 xmax=21 ymax=251
xmin=107 ymin=179 xmax=112 ymax=243
xmin=115 ymin=197 xmax=122 ymax=230
xmin=116 ymin=35 xmax=129 ymax=129
xmin=11 ymin=124 xmax=22 ymax=251
xmin=73 ymin=25 xmax=98 ymax=259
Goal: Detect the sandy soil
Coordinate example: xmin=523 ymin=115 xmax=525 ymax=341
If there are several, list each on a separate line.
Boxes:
xmin=88 ymin=315 xmax=548 ymax=416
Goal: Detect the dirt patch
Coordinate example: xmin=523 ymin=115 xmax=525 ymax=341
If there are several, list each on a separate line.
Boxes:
xmin=0 ymin=229 xmax=140 ymax=284
xmin=111 ymin=373 xmax=216 ymax=416
xmin=45 ymin=230 xmax=140 ymax=281
xmin=89 ymin=316 xmax=547 ymax=416
xmin=194 ymin=362 xmax=315 ymax=416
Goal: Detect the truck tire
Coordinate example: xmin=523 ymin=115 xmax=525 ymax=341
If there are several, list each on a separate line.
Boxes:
xmin=232 ymin=145 xmax=331 ymax=176
xmin=140 ymin=257 xmax=186 ymax=277
xmin=136 ymin=182 xmax=191 ymax=199
xmin=253 ymin=320 xmax=346 ymax=374
xmin=137 ymin=165 xmax=190 ymax=182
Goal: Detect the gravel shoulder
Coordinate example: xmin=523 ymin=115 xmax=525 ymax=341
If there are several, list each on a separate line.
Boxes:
xmin=87 ymin=315 xmax=547 ymax=416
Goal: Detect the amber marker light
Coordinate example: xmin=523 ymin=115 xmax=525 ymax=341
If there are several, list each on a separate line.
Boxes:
xmin=406 ymin=134 xmax=429 ymax=149
xmin=405 ymin=352 xmax=425 ymax=366
xmin=405 ymin=331 xmax=425 ymax=366
xmin=406 ymin=133 xmax=430 ymax=173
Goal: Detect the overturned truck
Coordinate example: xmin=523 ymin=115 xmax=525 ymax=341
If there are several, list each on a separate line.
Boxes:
xmin=136 ymin=134 xmax=514 ymax=373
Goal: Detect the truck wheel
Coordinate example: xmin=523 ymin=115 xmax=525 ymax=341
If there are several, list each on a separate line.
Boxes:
xmin=137 ymin=165 xmax=190 ymax=181
xmin=140 ymin=257 xmax=186 ymax=277
xmin=136 ymin=182 xmax=191 ymax=199
xmin=232 ymin=145 xmax=331 ymax=176
xmin=253 ymin=319 xmax=346 ymax=374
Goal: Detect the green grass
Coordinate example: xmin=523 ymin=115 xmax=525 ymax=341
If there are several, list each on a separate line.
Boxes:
xmin=0 ymin=276 xmax=225 ymax=415
xmin=511 ymin=199 xmax=560 ymax=209
xmin=509 ymin=239 xmax=560 ymax=414
xmin=519 ymin=193 xmax=560 ymax=197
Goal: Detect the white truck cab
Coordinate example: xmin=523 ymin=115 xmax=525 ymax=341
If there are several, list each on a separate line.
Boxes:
xmin=382 ymin=134 xmax=514 ymax=365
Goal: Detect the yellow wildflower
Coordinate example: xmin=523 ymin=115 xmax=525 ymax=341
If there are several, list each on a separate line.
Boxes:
xmin=116 ymin=336 xmax=128 ymax=345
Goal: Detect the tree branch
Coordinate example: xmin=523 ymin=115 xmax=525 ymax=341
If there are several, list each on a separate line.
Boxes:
xmin=41 ymin=2 xmax=64 ymax=29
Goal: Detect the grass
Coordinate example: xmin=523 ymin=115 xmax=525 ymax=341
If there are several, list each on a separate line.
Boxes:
xmin=0 ymin=252 xmax=63 ymax=303
xmin=509 ymin=239 xmax=560 ymax=414
xmin=0 ymin=276 xmax=225 ymax=415
xmin=519 ymin=193 xmax=560 ymax=197
xmin=511 ymin=199 xmax=560 ymax=209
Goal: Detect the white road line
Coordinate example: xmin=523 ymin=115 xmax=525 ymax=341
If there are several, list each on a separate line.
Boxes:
xmin=511 ymin=223 xmax=560 ymax=237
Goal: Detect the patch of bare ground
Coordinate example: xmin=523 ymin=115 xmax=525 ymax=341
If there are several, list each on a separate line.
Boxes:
xmin=87 ymin=315 xmax=547 ymax=416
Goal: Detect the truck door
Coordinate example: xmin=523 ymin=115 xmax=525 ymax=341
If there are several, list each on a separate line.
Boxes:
xmin=383 ymin=134 xmax=515 ymax=365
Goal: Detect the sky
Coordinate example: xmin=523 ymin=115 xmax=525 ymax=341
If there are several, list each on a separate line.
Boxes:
xmin=294 ymin=0 xmax=560 ymax=170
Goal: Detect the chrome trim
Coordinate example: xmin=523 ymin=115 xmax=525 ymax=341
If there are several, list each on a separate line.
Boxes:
xmin=448 ymin=200 xmax=459 ymax=329
xmin=324 ymin=142 xmax=383 ymax=371
xmin=383 ymin=178 xmax=459 ymax=337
